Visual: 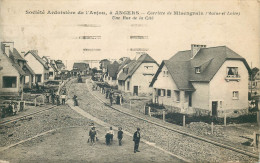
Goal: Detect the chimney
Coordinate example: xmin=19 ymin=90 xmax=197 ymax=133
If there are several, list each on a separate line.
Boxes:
xmin=4 ymin=45 xmax=10 ymax=57
xmin=1 ymin=42 xmax=14 ymax=57
xmin=191 ymin=44 xmax=206 ymax=58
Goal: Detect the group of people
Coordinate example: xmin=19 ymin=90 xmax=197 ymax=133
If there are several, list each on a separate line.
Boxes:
xmin=45 ymin=89 xmax=67 ymax=106
xmin=105 ymin=89 xmax=124 ymax=106
xmin=1 ymin=101 xmax=19 ymax=118
xmin=87 ymin=123 xmax=141 ymax=153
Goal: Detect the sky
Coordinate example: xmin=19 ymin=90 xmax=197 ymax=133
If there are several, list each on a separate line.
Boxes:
xmin=0 ymin=0 xmax=259 ymax=70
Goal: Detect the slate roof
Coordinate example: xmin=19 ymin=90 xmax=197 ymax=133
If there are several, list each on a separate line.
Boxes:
xmin=9 ymin=49 xmax=35 ymax=75
xmin=24 ymin=50 xmax=49 ymax=70
xmin=0 ymin=48 xmax=26 ymax=75
xmin=11 ymin=48 xmax=26 ymax=61
xmin=73 ymin=62 xmax=89 ymax=71
xmin=118 ymin=53 xmax=157 ymax=81
xmin=150 ymin=46 xmax=251 ymax=90
xmin=49 ymin=63 xmax=58 ymax=72
xmin=107 ymin=61 xmax=120 ymax=78
xmin=117 ymin=58 xmax=131 ymax=73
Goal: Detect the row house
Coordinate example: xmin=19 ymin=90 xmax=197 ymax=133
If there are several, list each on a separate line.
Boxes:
xmin=42 ymin=56 xmax=59 ymax=80
xmin=0 ymin=42 xmax=34 ymax=95
xmin=150 ymin=45 xmax=250 ymax=117
xmin=117 ymin=54 xmax=158 ymax=96
xmin=103 ymin=61 xmax=120 ymax=86
xmin=71 ymin=62 xmax=90 ymax=76
xmin=99 ymin=59 xmax=110 ymax=73
xmin=24 ymin=50 xmax=49 ymax=84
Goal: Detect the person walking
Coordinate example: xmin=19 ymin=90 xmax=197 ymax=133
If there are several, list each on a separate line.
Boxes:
xmin=56 ymin=93 xmax=60 ymax=106
xmin=73 ymin=95 xmax=78 ymax=106
xmin=133 ymin=128 xmax=141 ymax=153
xmin=89 ymin=127 xmax=97 ymax=145
xmin=109 ymin=92 xmax=113 ymax=106
xmin=108 ymin=127 xmax=114 ymax=142
xmin=61 ymin=93 xmax=66 ymax=105
xmin=51 ymin=92 xmax=55 ymax=105
xmin=117 ymin=127 xmax=123 ymax=146
xmin=46 ymin=90 xmax=50 ymax=103
xmin=105 ymin=131 xmax=111 ymax=145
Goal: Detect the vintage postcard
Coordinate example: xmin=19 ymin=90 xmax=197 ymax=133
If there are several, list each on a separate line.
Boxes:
xmin=0 ymin=0 xmax=259 ymax=162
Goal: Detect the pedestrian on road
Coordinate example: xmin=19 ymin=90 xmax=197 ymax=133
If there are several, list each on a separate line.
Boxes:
xmin=105 ymin=131 xmax=111 ymax=145
xmin=108 ymin=127 xmax=114 ymax=142
xmin=73 ymin=95 xmax=78 ymax=106
xmin=61 ymin=93 xmax=66 ymax=105
xmin=109 ymin=92 xmax=113 ymax=106
xmin=51 ymin=92 xmax=55 ymax=105
xmin=133 ymin=128 xmax=141 ymax=153
xmin=56 ymin=93 xmax=60 ymax=106
xmin=46 ymin=90 xmax=50 ymax=103
xmin=89 ymin=127 xmax=97 ymax=145
xmin=117 ymin=127 xmax=123 ymax=146
xmin=106 ymin=89 xmax=109 ymax=99
xmin=116 ymin=94 xmax=120 ymax=105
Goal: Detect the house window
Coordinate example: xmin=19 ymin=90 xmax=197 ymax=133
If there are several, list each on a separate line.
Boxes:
xmin=175 ymin=90 xmax=180 ymax=102
xmin=195 ymin=67 xmax=201 ymax=74
xmin=227 ymin=67 xmax=238 ymax=76
xmin=3 ymin=76 xmax=17 ymax=88
xmin=157 ymin=89 xmax=161 ymax=96
xmin=161 ymin=89 xmax=166 ymax=96
xmin=49 ymin=72 xmax=53 ymax=77
xmin=127 ymin=81 xmax=130 ymax=90
xmin=167 ymin=90 xmax=171 ymax=97
xmin=232 ymin=91 xmax=239 ymax=100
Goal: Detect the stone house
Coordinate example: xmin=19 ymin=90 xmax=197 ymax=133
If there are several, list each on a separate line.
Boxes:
xmin=150 ymin=45 xmax=250 ymax=117
xmin=117 ymin=54 xmax=158 ymax=96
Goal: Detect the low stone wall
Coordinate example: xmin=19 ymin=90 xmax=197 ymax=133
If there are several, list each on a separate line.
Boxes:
xmin=160 ymin=104 xmax=249 ymax=118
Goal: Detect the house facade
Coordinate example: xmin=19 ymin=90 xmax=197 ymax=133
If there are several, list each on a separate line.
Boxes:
xmin=150 ymin=45 xmax=250 ymax=117
xmin=103 ymin=61 xmax=120 ymax=86
xmin=72 ymin=62 xmax=90 ymax=76
xmin=0 ymin=42 xmax=26 ymax=95
xmin=24 ymin=50 xmax=49 ymax=84
xmin=118 ymin=54 xmax=158 ymax=96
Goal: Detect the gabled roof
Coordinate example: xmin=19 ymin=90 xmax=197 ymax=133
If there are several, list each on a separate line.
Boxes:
xmin=118 ymin=53 xmax=157 ymax=81
xmin=150 ymin=46 xmax=250 ymax=90
xmin=9 ymin=48 xmax=35 ymax=75
xmin=49 ymin=63 xmax=58 ymax=72
xmin=73 ymin=62 xmax=89 ymax=71
xmin=24 ymin=50 xmax=49 ymax=70
xmin=10 ymin=48 xmax=26 ymax=61
xmin=117 ymin=58 xmax=132 ymax=73
xmin=107 ymin=61 xmax=120 ymax=78
xmin=0 ymin=49 xmax=26 ymax=75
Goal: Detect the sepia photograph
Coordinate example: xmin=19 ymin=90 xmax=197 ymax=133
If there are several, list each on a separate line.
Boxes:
xmin=0 ymin=0 xmax=259 ymax=162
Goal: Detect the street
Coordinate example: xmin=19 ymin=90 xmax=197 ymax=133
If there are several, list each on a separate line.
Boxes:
xmin=0 ymin=80 xmax=183 ymax=163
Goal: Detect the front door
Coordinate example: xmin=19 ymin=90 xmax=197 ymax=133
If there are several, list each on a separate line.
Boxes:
xmin=212 ymin=101 xmax=218 ymax=116
xmin=134 ymin=86 xmax=138 ymax=96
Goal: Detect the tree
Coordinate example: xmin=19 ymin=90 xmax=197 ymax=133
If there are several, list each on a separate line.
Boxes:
xmin=251 ymin=67 xmax=259 ymax=80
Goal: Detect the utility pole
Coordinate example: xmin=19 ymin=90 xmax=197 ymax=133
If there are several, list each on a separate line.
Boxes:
xmin=251 ymin=62 xmax=253 ymax=96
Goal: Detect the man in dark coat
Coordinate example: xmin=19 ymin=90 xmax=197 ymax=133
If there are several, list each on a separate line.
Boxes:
xmin=133 ymin=128 xmax=141 ymax=153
